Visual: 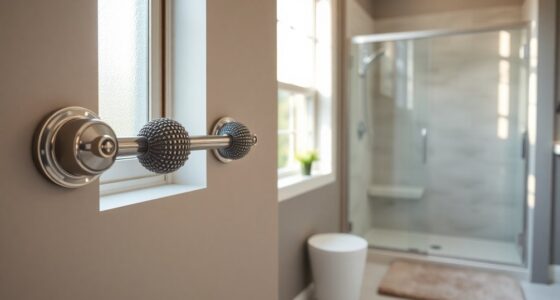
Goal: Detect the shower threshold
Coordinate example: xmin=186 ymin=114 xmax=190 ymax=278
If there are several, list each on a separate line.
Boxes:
xmin=363 ymin=228 xmax=523 ymax=266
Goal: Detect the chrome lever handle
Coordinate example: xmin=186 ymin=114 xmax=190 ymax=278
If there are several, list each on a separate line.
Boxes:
xmin=33 ymin=107 xmax=257 ymax=188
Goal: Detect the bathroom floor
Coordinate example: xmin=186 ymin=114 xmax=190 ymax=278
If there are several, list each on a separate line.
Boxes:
xmin=364 ymin=228 xmax=522 ymax=265
xmin=359 ymin=262 xmax=560 ymax=300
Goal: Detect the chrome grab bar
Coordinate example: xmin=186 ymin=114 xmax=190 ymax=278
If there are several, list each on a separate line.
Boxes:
xmin=33 ymin=107 xmax=257 ymax=188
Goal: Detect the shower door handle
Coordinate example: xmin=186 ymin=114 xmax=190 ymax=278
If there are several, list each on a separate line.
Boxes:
xmin=421 ymin=128 xmax=428 ymax=164
xmin=521 ymin=131 xmax=529 ymax=159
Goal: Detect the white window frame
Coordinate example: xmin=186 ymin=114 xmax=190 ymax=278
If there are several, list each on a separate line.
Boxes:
xmin=100 ymin=0 xmax=169 ymax=196
xmin=277 ymin=0 xmax=336 ymax=200
xmin=277 ymin=0 xmax=319 ymax=179
xmin=278 ymin=82 xmax=319 ymax=178
xmin=97 ymin=0 xmax=207 ymax=211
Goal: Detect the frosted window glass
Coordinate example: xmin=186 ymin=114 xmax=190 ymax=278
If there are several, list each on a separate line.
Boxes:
xmin=98 ymin=0 xmax=149 ymax=137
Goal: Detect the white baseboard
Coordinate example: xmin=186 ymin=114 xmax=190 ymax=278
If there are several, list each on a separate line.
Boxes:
xmin=550 ymin=265 xmax=560 ymax=283
xmin=293 ymin=283 xmax=314 ymax=300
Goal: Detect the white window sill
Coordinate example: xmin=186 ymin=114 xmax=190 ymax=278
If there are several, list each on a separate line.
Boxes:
xmin=100 ymin=183 xmax=205 ymax=211
xmin=278 ymin=172 xmax=335 ymax=202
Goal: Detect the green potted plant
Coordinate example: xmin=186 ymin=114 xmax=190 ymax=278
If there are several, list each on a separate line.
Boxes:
xmin=296 ymin=150 xmax=318 ymax=176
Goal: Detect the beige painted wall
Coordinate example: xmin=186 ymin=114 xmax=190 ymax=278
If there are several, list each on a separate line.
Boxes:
xmin=367 ymin=0 xmax=523 ymax=18
xmin=373 ymin=5 xmax=523 ymax=33
xmin=0 ymin=0 xmax=277 ymax=299
xmin=278 ymin=184 xmax=341 ymax=300
xmin=347 ymin=0 xmax=376 ymax=36
xmin=355 ymin=0 xmax=375 ymax=19
xmin=522 ymin=0 xmax=538 ymax=20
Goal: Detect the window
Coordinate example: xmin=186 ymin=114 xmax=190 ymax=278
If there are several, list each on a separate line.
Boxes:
xmin=97 ymin=0 xmax=207 ymax=210
xmin=98 ymin=0 xmax=166 ymax=195
xmin=278 ymin=85 xmax=317 ymax=174
xmin=277 ymin=0 xmax=334 ymax=181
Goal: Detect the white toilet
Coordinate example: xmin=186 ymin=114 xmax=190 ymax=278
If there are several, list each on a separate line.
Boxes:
xmin=308 ymin=233 xmax=368 ymax=300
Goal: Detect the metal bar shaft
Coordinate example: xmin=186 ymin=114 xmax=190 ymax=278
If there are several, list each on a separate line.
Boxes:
xmin=116 ymin=135 xmax=231 ymax=157
xmin=117 ymin=137 xmax=148 ymax=157
xmin=189 ymin=135 xmax=231 ymax=150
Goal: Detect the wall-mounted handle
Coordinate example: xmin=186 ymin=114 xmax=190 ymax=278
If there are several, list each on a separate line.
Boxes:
xmin=521 ymin=131 xmax=528 ymax=160
xmin=33 ymin=107 xmax=257 ymax=188
xmin=421 ymin=127 xmax=428 ymax=164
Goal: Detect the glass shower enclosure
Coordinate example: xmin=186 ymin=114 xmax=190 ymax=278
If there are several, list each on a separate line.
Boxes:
xmin=347 ymin=25 xmax=529 ymax=266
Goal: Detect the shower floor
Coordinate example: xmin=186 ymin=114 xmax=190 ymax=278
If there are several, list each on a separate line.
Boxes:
xmin=364 ymin=228 xmax=523 ymax=265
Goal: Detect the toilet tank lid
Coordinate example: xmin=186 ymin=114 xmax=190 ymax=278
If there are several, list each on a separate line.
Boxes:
xmin=308 ymin=233 xmax=367 ymax=252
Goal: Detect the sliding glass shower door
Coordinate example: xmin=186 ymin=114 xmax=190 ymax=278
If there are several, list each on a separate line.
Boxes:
xmin=348 ymin=26 xmax=529 ymax=265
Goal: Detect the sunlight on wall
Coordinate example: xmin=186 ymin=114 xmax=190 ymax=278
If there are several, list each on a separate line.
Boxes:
xmin=499 ymin=31 xmax=511 ymax=57
xmin=527 ymin=174 xmax=536 ymax=209
xmin=406 ymin=41 xmax=414 ymax=110
xmin=527 ymin=34 xmax=538 ymax=146
xmin=497 ymin=117 xmax=509 ymax=139
xmin=526 ymin=20 xmax=538 ymax=210
xmin=497 ymin=31 xmax=511 ymax=140
xmin=498 ymin=60 xmax=510 ymax=116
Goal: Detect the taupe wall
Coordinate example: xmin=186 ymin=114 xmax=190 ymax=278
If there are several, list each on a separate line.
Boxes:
xmin=356 ymin=0 xmax=375 ymax=18
xmin=365 ymin=0 xmax=523 ymax=18
xmin=0 ymin=0 xmax=278 ymax=299
xmin=278 ymin=184 xmax=341 ymax=300
xmin=348 ymin=0 xmax=377 ymax=36
xmin=373 ymin=5 xmax=522 ymax=33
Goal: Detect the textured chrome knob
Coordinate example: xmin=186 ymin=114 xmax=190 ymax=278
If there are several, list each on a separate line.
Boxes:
xmin=214 ymin=120 xmax=257 ymax=162
xmin=137 ymin=118 xmax=190 ymax=174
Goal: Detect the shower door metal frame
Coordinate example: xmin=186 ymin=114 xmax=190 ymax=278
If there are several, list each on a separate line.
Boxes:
xmin=531 ymin=0 xmax=556 ymax=284
xmin=351 ymin=21 xmax=529 ymax=44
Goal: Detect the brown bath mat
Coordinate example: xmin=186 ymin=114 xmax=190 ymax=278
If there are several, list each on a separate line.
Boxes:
xmin=378 ymin=260 xmax=524 ymax=300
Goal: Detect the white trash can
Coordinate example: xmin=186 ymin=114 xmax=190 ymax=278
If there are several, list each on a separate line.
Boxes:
xmin=308 ymin=233 xmax=368 ymax=300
